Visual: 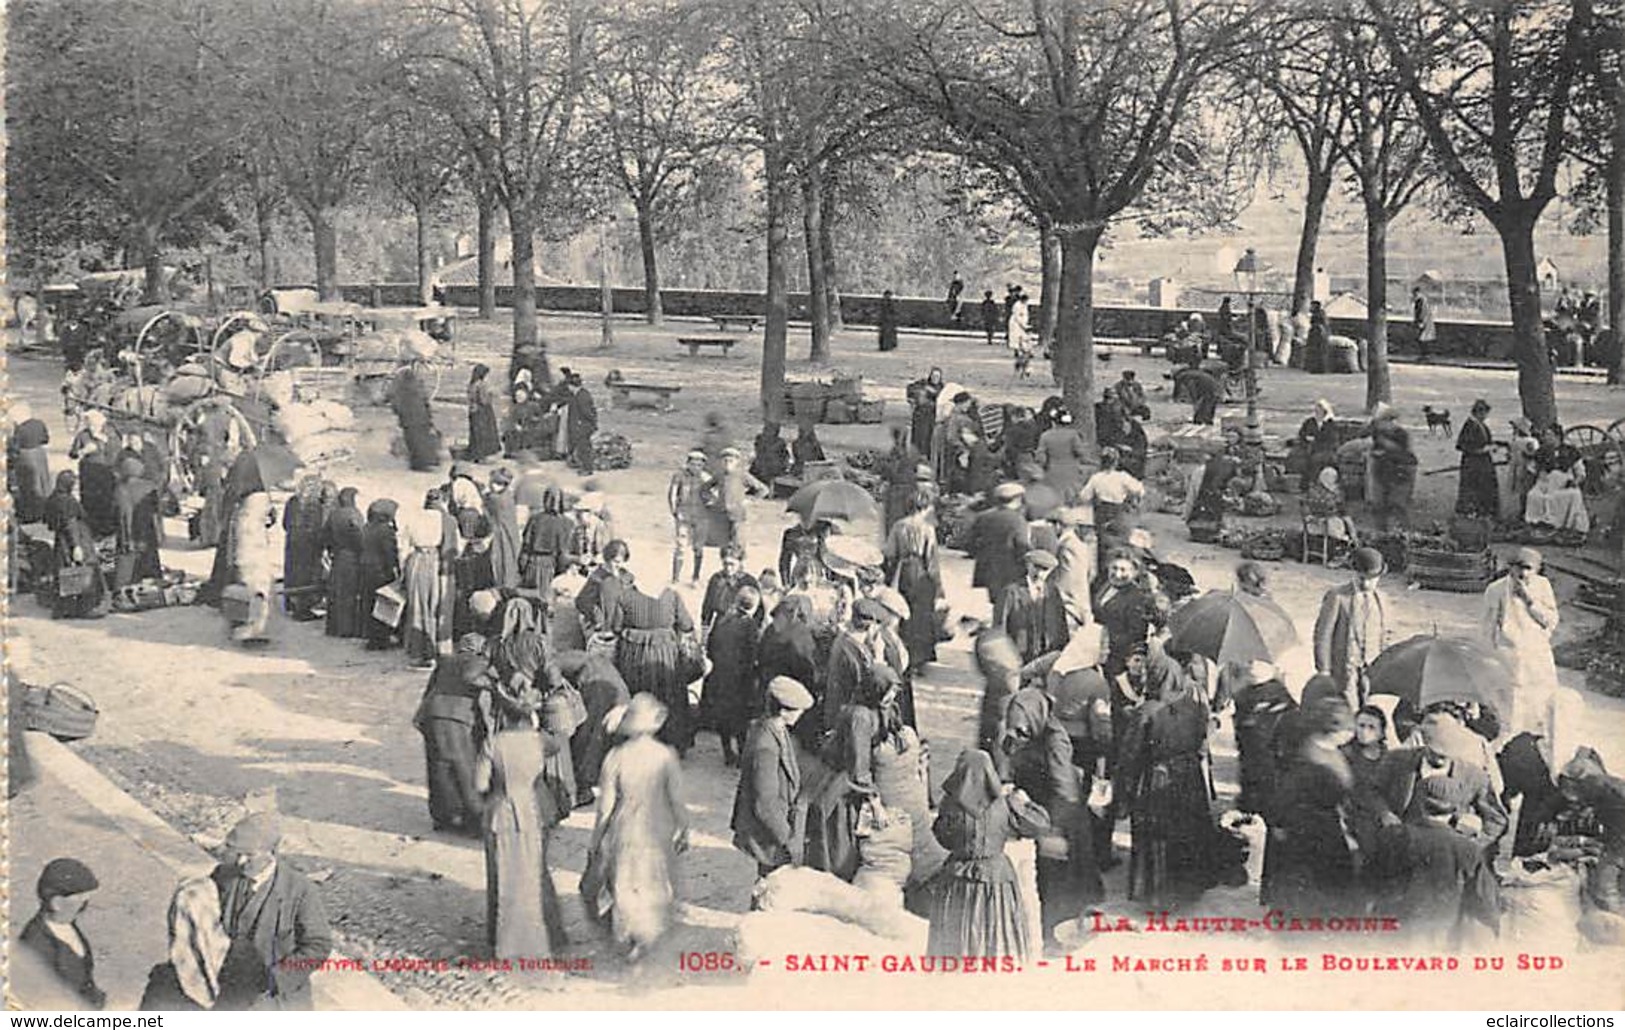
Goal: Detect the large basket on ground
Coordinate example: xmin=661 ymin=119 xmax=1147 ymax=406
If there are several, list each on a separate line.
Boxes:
xmin=23 ymin=682 xmax=99 ymax=741
xmin=1407 ymin=545 xmax=1497 ymax=593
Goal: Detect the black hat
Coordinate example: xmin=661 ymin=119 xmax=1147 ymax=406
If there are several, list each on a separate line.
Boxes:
xmin=37 ymin=857 xmax=98 ymax=901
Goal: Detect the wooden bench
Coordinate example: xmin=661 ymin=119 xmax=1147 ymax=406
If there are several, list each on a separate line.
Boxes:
xmin=607 ymin=381 xmax=681 ymax=412
xmin=676 ymin=336 xmax=737 ymax=358
xmin=710 ymin=313 xmax=762 ymax=331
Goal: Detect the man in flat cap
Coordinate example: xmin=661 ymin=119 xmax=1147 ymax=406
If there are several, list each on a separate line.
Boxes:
xmin=994 ymin=549 xmax=1058 ymax=663
xmin=211 ymin=813 xmax=333 ymax=1009
xmin=732 ymin=676 xmax=815 ymax=879
xmin=970 ymin=481 xmax=1031 ymax=607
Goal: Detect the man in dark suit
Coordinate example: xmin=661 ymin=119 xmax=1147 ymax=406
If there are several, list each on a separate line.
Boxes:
xmin=564 ymin=373 xmax=598 ymax=473
xmin=970 ymin=482 xmax=1031 ymax=606
xmin=1313 ymin=547 xmax=1388 ymax=707
xmin=211 ymin=814 xmax=333 ymax=1010
xmin=732 ymin=677 xmax=815 ymax=879
xmin=1368 ymin=704 xmax=1509 ymax=853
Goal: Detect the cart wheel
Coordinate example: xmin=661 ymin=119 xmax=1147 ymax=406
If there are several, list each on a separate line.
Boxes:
xmin=1607 ymin=416 xmax=1625 ymax=446
xmin=1563 ymin=424 xmax=1625 ymax=496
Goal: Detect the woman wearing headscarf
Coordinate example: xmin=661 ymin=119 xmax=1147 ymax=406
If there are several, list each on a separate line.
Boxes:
xmin=483 ymin=468 xmax=523 ymax=590
xmin=398 ymin=493 xmax=448 ymax=668
xmin=882 ymin=488 xmax=943 ymax=675
xmin=391 ymin=363 xmax=441 ymax=472
xmin=477 ymin=680 xmax=570 ymax=960
xmin=587 ymin=693 xmax=690 ymax=962
xmin=322 ymin=488 xmax=366 ymax=637
xmin=416 ymin=633 xmax=496 ymax=836
xmin=8 ymin=406 xmax=52 ymax=523
xmin=466 ymin=364 xmax=502 ymax=463
xmin=927 ymin=749 xmax=1050 ymax=962
xmin=70 ymin=409 xmax=119 ymax=538
xmin=43 ymin=472 xmax=106 ymax=619
xmin=21 ymin=857 xmax=105 ymax=1009
xmin=201 ymin=449 xmax=268 ymax=605
xmin=1296 ymin=399 xmax=1342 ymax=483
xmin=111 ymin=456 xmax=163 ymax=590
xmin=360 ymin=498 xmax=401 ymax=650
xmin=139 ymin=878 xmax=243 ymax=1010
xmin=610 ymin=576 xmax=699 ymax=756
xmin=1261 ymin=695 xmax=1356 ymax=916
xmin=1118 ymin=645 xmax=1216 ymax=909
xmin=280 ymin=476 xmax=328 ymax=621
xmin=908 ymin=367 xmax=946 ymax=457
xmin=520 ymin=485 xmax=576 ymax=590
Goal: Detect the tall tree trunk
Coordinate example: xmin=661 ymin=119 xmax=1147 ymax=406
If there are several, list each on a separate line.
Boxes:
xmin=138 ymin=220 xmax=169 ymax=304
xmin=599 ymin=217 xmax=615 ymax=349
xmin=476 ymin=189 xmax=497 ymax=320
xmin=415 ymin=203 xmax=433 ymax=305
xmin=819 ymin=179 xmax=842 ymax=330
xmin=308 ymin=206 xmax=340 ymax=301
xmin=1498 ymin=212 xmax=1558 ymax=426
xmin=1364 ymin=202 xmax=1392 ymax=410
xmin=1610 ymin=65 xmax=1625 ymax=384
xmin=508 ymin=199 xmax=546 ymax=382
xmin=255 ymin=198 xmax=275 ymax=294
xmin=801 ymin=165 xmax=831 ymax=363
xmin=1038 ymin=215 xmax=1061 ymax=358
xmin=1055 ymin=223 xmax=1103 ymax=458
xmin=635 ymin=199 xmax=663 ymax=325
xmin=761 ymin=155 xmax=791 ymax=422
xmin=1292 ymin=166 xmax=1333 ymax=317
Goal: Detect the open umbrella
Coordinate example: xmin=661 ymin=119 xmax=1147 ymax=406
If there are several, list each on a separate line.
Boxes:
xmin=1165 ymin=588 xmax=1299 ymax=667
xmin=1365 ymin=634 xmax=1514 ymax=715
xmin=786 ymin=479 xmax=877 ymax=522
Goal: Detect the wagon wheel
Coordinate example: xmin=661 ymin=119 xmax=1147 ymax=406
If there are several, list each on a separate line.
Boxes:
xmin=166 ymin=396 xmax=259 ymax=505
xmin=263 ymin=330 xmax=326 ymax=372
xmin=133 ymin=310 xmax=204 ymax=364
xmin=210 ymin=310 xmax=270 ymax=353
xmin=384 ymin=359 xmax=447 ymax=403
xmin=1608 ymin=416 xmax=1625 ymax=446
xmin=1563 ymin=424 xmax=1625 ymax=496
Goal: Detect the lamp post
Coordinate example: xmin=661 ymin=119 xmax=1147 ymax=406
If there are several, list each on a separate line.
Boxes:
xmin=1233 ymin=247 xmax=1266 ymax=451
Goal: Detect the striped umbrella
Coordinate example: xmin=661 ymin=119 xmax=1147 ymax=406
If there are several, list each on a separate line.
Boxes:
xmin=1166 ymin=587 xmax=1300 ymax=667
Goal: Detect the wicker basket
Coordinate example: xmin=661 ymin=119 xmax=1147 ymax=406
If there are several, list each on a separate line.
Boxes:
xmin=24 ymin=683 xmax=99 ymax=741
xmin=1449 ymin=515 xmax=1493 ymax=552
xmin=1407 ymin=546 xmax=1496 ymax=593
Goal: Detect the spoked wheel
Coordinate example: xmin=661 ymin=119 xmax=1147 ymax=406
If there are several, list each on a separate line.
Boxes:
xmin=1564 ymin=424 xmax=1625 ymax=496
xmin=167 ymin=397 xmax=259 ymax=503
xmin=1607 ymin=416 xmax=1625 ymax=446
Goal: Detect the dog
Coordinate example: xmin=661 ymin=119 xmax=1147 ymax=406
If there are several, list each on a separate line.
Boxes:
xmin=1422 ymin=405 xmax=1453 ymax=436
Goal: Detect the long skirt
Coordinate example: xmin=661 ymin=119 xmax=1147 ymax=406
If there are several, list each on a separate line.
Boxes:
xmin=78 ymin=460 xmax=118 ymax=538
xmin=601 ymin=828 xmax=676 ymax=950
xmin=326 ymin=551 xmax=364 ymax=638
xmin=401 ymin=549 xmax=442 ymax=665
xmin=1525 ymin=477 xmax=1590 ymax=533
xmin=895 ymin=554 xmax=940 ymax=671
xmin=616 ymin=628 xmax=690 ymax=750
xmin=927 ymin=855 xmax=1032 ymax=962
xmin=402 ymin=420 xmax=440 ymax=472
xmin=1127 ymin=756 xmax=1214 ymax=910
xmin=1456 ymin=453 xmax=1499 ymax=518
xmin=485 ymin=807 xmax=564 ymax=960
xmin=421 ymin=718 xmax=481 ymax=831
xmin=469 ymin=403 xmax=501 ymax=462
xmin=284 ymin=534 xmax=325 ymax=618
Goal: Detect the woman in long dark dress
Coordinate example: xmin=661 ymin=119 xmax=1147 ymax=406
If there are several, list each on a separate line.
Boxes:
xmin=877 ymin=290 xmax=900 ymax=352
xmin=909 ymin=368 xmax=946 ymax=458
xmin=927 ymin=749 xmax=1050 ymax=962
xmin=483 ymin=470 xmax=523 ymax=590
xmin=392 ymin=364 xmax=441 ymax=472
xmin=701 ymin=587 xmax=762 ymax=765
xmin=360 ymin=499 xmax=401 ymax=649
xmin=520 ymin=486 xmax=575 ymax=590
xmin=758 ymin=595 xmax=819 ymax=709
xmin=1262 ymin=695 xmax=1356 ymax=916
xmin=112 ymin=457 xmax=164 ymax=589
xmin=466 ymin=364 xmax=502 ymax=463
xmin=9 ymin=412 xmax=52 ymax=524
xmin=1454 ymin=400 xmax=1499 ymax=517
xmin=882 ymin=491 xmax=942 ymax=674
xmin=70 ymin=410 xmax=119 ymax=539
xmin=281 ymin=476 xmax=328 ymax=620
xmin=478 ymin=684 xmax=569 ymax=959
xmin=1118 ymin=648 xmax=1216 ymax=910
xmin=610 ymin=577 xmax=699 ymax=756
xmin=323 ymin=488 xmax=367 ymax=638
xmin=43 ymin=472 xmax=106 ymax=619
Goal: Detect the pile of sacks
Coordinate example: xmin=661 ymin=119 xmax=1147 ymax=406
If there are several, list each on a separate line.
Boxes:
xmin=261 ymin=372 xmax=358 ymax=464
xmin=733 ymin=866 xmax=929 ymax=969
xmin=353 ymin=328 xmax=438 ymax=364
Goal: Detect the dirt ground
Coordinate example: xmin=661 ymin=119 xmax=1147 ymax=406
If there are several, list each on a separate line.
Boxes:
xmin=7 ymin=311 xmax=1625 ymax=1007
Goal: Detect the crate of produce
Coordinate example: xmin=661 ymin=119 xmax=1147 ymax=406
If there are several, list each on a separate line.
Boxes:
xmin=1407 ymin=546 xmax=1497 ymax=593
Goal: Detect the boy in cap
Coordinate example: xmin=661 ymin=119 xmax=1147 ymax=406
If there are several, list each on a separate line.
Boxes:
xmin=994 ymin=549 xmax=1058 ymax=663
xmin=667 ymin=450 xmax=715 ymax=584
xmin=969 ymin=482 xmax=1031 ymax=606
xmin=210 ymin=813 xmax=333 ymax=1009
xmin=20 ymin=857 xmax=105 ymax=1009
xmin=715 ymin=446 xmax=768 ymax=549
xmin=732 ymin=676 xmax=815 ymax=878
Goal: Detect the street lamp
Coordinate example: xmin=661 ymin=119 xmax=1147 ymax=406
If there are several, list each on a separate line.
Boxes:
xmin=1233 ymin=247 xmax=1266 ymax=450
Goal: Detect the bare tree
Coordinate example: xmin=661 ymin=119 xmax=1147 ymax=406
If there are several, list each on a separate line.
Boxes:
xmin=409 ymin=0 xmax=592 ymax=372
xmin=854 ymin=0 xmax=1258 ymax=448
xmin=1331 ymin=17 xmax=1433 ymax=410
xmin=1367 ymin=0 xmax=1589 ymax=426
xmin=587 ymin=0 xmax=724 ymax=325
